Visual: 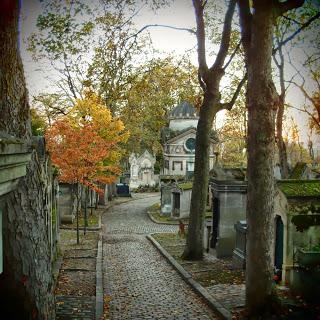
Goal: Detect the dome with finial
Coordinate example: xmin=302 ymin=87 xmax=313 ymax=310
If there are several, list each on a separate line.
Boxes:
xmin=169 ymin=101 xmax=198 ymax=120
xmin=168 ymin=101 xmax=199 ymax=131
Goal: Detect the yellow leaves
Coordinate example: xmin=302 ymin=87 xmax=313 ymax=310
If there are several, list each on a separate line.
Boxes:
xmin=46 ymin=90 xmax=128 ymax=190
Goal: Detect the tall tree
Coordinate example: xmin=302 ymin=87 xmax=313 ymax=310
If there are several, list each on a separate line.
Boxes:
xmin=183 ymin=0 xmax=245 ymax=259
xmin=238 ymin=0 xmax=304 ymax=315
xmin=0 ymin=0 xmax=55 ymax=318
xmin=122 ymin=56 xmax=201 ymax=155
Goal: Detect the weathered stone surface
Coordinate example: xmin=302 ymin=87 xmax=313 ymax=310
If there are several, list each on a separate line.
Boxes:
xmin=1 ymin=149 xmax=56 ymax=318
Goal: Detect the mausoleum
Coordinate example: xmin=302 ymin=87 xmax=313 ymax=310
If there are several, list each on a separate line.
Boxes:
xmin=162 ymin=101 xmax=217 ymax=177
xmin=129 ymin=150 xmax=157 ymax=189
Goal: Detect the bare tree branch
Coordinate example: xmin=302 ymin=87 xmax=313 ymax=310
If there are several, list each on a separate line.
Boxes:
xmin=212 ymin=0 xmax=237 ymax=70
xmin=218 ymin=73 xmax=247 ymax=111
xmin=281 ymin=14 xmax=302 ymax=26
xmin=126 ymin=23 xmax=196 ymax=42
xmin=237 ymin=0 xmax=252 ymax=60
xmin=273 ymin=12 xmax=320 ymax=53
xmin=287 ymin=103 xmax=320 ymax=131
xmin=223 ymin=41 xmax=241 ymax=71
xmin=193 ymin=0 xmax=209 ymax=79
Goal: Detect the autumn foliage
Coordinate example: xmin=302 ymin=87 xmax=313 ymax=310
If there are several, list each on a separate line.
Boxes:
xmin=45 ymin=91 xmax=128 ymax=193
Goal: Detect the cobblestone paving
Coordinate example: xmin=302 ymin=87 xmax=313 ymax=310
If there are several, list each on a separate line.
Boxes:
xmin=206 ymin=284 xmax=245 ymax=311
xmin=102 ymin=194 xmax=178 ymax=235
xmin=56 ymin=296 xmax=95 ymax=320
xmin=102 ymin=194 xmax=220 ymax=320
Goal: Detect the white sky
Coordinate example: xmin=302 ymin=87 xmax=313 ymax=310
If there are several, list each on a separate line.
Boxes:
xmin=20 ymin=0 xmax=318 ymax=146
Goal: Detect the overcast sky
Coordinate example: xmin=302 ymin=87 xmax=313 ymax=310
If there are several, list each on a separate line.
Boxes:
xmin=20 ymin=0 xmax=318 ymax=146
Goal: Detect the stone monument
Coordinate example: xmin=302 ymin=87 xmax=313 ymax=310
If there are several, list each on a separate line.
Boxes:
xmin=129 ymin=150 xmax=156 ymax=189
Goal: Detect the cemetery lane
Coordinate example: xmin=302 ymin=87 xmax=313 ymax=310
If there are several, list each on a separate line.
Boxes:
xmin=102 ymin=193 xmax=220 ymax=320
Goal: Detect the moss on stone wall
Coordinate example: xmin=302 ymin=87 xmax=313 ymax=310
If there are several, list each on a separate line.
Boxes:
xmin=278 ymin=180 xmax=320 ymax=198
xmin=178 ymin=182 xmax=193 ymax=190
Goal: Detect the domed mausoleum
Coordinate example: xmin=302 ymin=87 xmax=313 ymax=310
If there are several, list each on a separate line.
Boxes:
xmin=162 ymin=101 xmax=217 ymax=176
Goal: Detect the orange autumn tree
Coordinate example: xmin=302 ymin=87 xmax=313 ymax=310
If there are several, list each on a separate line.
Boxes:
xmin=46 ymin=91 xmax=128 ymax=243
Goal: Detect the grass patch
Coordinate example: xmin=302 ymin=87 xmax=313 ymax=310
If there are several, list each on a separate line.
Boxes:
xmin=61 ymin=211 xmax=100 ymax=228
xmin=151 ymin=232 xmax=245 ymax=287
xmin=59 ymin=229 xmax=99 ymax=251
xmin=148 ymin=204 xmax=189 ymax=225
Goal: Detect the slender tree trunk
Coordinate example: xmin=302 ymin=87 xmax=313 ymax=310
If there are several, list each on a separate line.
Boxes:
xmin=90 ymin=189 xmax=93 ymax=215
xmin=275 ymin=44 xmax=289 ymax=178
xmin=75 ymin=185 xmax=80 ymax=244
xmin=84 ymin=186 xmax=88 ymax=235
xmin=0 ymin=1 xmax=55 ymax=318
xmin=183 ymin=94 xmax=219 ymax=259
xmin=276 ymin=95 xmax=290 ymax=178
xmin=183 ymin=0 xmax=237 ymax=260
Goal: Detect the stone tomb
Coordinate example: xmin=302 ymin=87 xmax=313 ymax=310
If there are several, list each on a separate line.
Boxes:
xmin=232 ymin=180 xmax=320 ymax=297
xmin=129 ymin=150 xmax=156 ymax=189
xmin=171 ymin=182 xmax=193 ymax=218
xmin=160 ymin=180 xmax=192 ymax=218
xmin=58 ymin=183 xmax=77 ymax=223
xmin=210 ymin=179 xmax=247 ymax=258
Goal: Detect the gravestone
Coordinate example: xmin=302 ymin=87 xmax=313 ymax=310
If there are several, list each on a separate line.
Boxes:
xmin=116 ymin=183 xmax=131 ymax=197
xmin=233 ymin=220 xmax=247 ymax=269
xmin=161 ymin=183 xmax=173 ymax=215
xmin=58 ymin=183 xmax=77 ymax=223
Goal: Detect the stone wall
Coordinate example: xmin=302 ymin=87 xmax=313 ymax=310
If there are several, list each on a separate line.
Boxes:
xmin=1 ymin=148 xmax=56 ymax=318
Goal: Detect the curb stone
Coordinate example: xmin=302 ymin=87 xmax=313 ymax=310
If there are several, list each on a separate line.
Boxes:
xmin=147 ymin=210 xmax=178 ymax=225
xmin=147 ymin=234 xmax=232 ymax=320
xmin=147 ymin=210 xmax=189 ymax=226
xmin=95 ymin=238 xmax=103 ymax=320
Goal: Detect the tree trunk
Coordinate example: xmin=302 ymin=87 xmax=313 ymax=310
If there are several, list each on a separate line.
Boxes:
xmin=275 ymin=44 xmax=289 ymax=179
xmin=276 ymin=96 xmax=290 ymax=178
xmin=183 ymin=0 xmax=237 ymax=259
xmin=0 ymin=1 xmax=55 ymax=318
xmin=84 ymin=186 xmax=88 ymax=235
xmin=183 ymin=94 xmax=219 ymax=260
xmin=238 ymin=0 xmax=304 ymax=315
xmin=0 ymin=1 xmax=30 ymax=140
xmin=245 ymin=5 xmax=277 ymax=314
xmin=74 ymin=184 xmax=81 ymax=244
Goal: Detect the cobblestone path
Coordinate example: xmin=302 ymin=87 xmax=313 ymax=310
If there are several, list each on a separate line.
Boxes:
xmin=103 ymin=193 xmax=178 ymax=235
xmin=56 ymin=296 xmax=95 ymax=320
xmin=102 ymin=194 xmax=220 ymax=320
xmin=206 ymin=284 xmax=245 ymax=311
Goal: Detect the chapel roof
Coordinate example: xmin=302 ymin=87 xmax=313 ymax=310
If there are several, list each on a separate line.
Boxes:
xmin=169 ymin=101 xmax=198 ymax=119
